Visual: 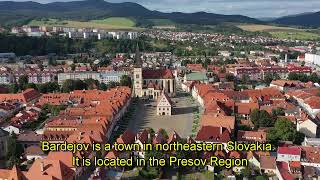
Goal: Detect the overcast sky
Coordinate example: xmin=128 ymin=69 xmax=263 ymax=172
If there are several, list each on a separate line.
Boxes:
xmin=4 ymin=0 xmax=320 ymax=18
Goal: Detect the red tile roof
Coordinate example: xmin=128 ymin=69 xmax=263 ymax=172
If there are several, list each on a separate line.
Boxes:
xmin=117 ymin=129 xmax=135 ymax=144
xmin=27 ymin=159 xmax=74 ymax=180
xmin=237 ymin=130 xmax=267 ymax=143
xmin=142 ymin=69 xmax=173 ymax=79
xmin=277 ymin=147 xmax=301 ymax=156
xmin=200 ymin=113 xmax=235 ymax=133
xmin=196 ymin=126 xmax=231 ymax=143
xmin=260 ymin=156 xmax=276 ymax=170
xmin=0 ymin=88 xmax=40 ymax=104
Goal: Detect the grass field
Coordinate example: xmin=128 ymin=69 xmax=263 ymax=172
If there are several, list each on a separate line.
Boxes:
xmin=91 ymin=17 xmax=136 ymax=27
xmin=237 ymin=24 xmax=302 ymax=32
xmin=28 ymin=17 xmax=141 ymax=31
xmin=270 ymin=31 xmax=320 ymax=41
xmin=237 ymin=24 xmax=320 ymax=40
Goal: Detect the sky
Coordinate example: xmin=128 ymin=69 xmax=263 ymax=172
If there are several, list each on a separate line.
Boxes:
xmin=4 ymin=0 xmax=320 ymax=18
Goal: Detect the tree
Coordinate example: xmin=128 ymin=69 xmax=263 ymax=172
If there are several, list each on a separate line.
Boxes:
xmin=37 ymin=82 xmax=59 ymax=93
xmin=309 ymin=73 xmax=319 ymax=83
xmin=107 ymin=81 xmax=120 ymax=89
xmin=268 ymin=118 xmax=305 ymax=145
xmin=9 ymin=83 xmax=19 ymax=93
xmin=225 ymin=74 xmax=235 ymax=82
xmin=70 ymin=64 xmax=76 ymax=71
xmin=99 ymin=83 xmax=108 ymax=91
xmin=18 ymin=75 xmax=29 ymax=90
xmin=202 ymin=58 xmax=211 ymax=68
xmin=256 ymin=176 xmax=268 ymax=180
xmin=288 ymin=72 xmax=299 ymax=81
xmin=6 ymin=134 xmax=23 ymax=167
xmin=120 ymin=75 xmax=132 ymax=87
xmin=250 ymin=109 xmax=274 ymax=128
xmin=241 ymin=74 xmax=250 ymax=84
xmin=139 ymin=167 xmax=159 ymax=179
xmin=272 ymin=108 xmax=285 ymax=117
xmin=25 ymin=83 xmax=38 ymax=90
xmin=264 ymin=73 xmax=279 ymax=85
xmin=240 ymin=166 xmax=253 ymax=178
xmin=84 ymin=78 xmax=100 ymax=90
xmin=61 ymin=79 xmax=87 ymax=93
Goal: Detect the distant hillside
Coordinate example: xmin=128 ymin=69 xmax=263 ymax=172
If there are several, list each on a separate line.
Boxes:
xmin=0 ymin=0 xmax=260 ymax=27
xmin=273 ymin=11 xmax=320 ymax=27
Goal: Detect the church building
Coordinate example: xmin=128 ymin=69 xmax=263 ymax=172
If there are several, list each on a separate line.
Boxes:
xmin=133 ymin=45 xmax=176 ymax=99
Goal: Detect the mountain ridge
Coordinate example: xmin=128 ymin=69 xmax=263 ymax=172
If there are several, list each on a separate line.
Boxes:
xmin=0 ymin=0 xmax=260 ymax=26
xmin=272 ymin=11 xmax=320 ymax=27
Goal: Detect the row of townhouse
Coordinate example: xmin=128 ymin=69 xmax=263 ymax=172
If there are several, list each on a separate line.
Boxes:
xmin=0 ymin=87 xmax=132 ymax=180
xmin=285 ymin=89 xmax=320 ymax=138
xmin=275 ymin=146 xmax=320 ymax=180
xmin=57 ymin=71 xmax=129 ymax=84
xmin=191 ymin=83 xmax=285 ymax=108
xmin=12 ymin=25 xmax=139 ymax=39
xmin=233 ymin=65 xmax=312 ymax=81
xmin=0 ymin=69 xmax=57 ymax=84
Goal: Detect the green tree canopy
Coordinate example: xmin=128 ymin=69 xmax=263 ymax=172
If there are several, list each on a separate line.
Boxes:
xmin=6 ymin=133 xmax=23 ymax=167
xmin=120 ymin=75 xmax=132 ymax=87
xmin=268 ymin=118 xmax=305 ymax=145
xmin=61 ymin=79 xmax=88 ymax=93
xmin=250 ymin=109 xmax=274 ymax=128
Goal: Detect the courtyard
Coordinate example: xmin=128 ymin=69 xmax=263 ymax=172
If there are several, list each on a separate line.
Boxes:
xmin=128 ymin=88 xmax=198 ymax=138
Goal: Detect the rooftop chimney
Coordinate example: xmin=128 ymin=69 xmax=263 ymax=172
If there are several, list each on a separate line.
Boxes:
xmin=40 ymin=161 xmax=44 ymax=172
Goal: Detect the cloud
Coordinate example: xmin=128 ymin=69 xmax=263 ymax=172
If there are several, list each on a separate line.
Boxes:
xmin=3 ymin=0 xmax=320 ymax=17
xmin=108 ymin=0 xmax=320 ymax=17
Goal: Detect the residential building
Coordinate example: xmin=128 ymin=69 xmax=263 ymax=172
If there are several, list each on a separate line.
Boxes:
xmin=99 ymin=71 xmax=126 ymax=84
xmin=305 ymin=53 xmax=320 ymax=65
xmin=0 ymin=88 xmax=41 ymax=104
xmin=58 ymin=72 xmax=100 ymax=84
xmin=237 ymin=130 xmax=267 ymax=143
xmin=277 ymin=147 xmax=301 ymax=162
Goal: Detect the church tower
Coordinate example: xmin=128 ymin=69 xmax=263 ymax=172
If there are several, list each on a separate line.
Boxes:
xmin=133 ymin=43 xmax=143 ymax=97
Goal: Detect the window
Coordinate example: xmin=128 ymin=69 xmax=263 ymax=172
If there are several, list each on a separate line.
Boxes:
xmin=136 ymin=74 xmax=140 ymax=78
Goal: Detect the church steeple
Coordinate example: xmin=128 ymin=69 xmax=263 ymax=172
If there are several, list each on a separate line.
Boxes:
xmin=134 ymin=43 xmax=142 ymax=67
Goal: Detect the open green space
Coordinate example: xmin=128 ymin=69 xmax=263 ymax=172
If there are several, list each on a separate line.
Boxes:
xmin=270 ymin=31 xmax=320 ymax=41
xmin=91 ymin=17 xmax=136 ymax=27
xmin=237 ymin=23 xmax=320 ymax=40
xmin=28 ymin=17 xmax=141 ymax=31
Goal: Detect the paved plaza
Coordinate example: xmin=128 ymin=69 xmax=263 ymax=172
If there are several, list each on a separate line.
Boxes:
xmin=128 ymin=89 xmax=196 ymax=138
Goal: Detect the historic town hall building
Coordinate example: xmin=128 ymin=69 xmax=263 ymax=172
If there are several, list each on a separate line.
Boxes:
xmin=133 ymin=46 xmax=176 ymax=99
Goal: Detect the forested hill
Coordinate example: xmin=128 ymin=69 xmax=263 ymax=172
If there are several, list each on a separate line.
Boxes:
xmin=0 ymin=0 xmax=260 ymax=26
xmin=272 ymin=11 xmax=320 ymax=27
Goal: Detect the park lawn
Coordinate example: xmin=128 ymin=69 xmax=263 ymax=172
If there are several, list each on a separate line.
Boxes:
xmin=150 ymin=40 xmax=169 ymax=49
xmin=91 ymin=17 xmax=136 ymax=27
xmin=237 ymin=24 xmax=302 ymax=32
xmin=180 ymin=171 xmax=214 ymax=180
xmin=28 ymin=17 xmax=142 ymax=31
xmin=237 ymin=23 xmax=320 ymax=40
